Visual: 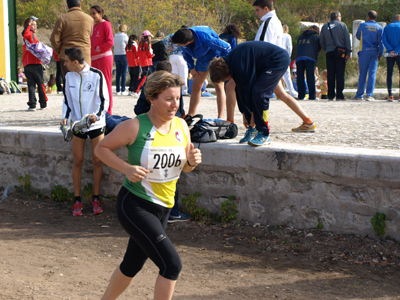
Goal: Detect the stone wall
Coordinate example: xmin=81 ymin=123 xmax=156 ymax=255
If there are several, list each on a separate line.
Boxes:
xmin=1 ymin=127 xmax=399 ymax=240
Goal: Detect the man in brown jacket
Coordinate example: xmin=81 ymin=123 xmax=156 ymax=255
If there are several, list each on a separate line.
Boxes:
xmin=50 ymin=0 xmax=93 ymax=78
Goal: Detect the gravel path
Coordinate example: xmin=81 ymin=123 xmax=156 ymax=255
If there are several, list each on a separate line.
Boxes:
xmin=1 ymin=92 xmax=399 ymax=150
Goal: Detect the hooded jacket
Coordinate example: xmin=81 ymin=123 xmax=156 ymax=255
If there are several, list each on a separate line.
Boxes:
xmin=62 ymin=62 xmax=109 ymax=131
xmin=179 ymin=26 xmax=231 ymax=70
xmin=295 ymin=30 xmax=321 ymax=62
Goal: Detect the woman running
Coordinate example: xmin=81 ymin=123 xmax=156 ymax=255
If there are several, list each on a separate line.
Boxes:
xmin=95 ymin=71 xmax=202 ymax=300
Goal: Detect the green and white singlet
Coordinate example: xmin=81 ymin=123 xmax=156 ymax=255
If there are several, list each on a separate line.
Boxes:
xmin=123 ymin=114 xmax=188 ymax=208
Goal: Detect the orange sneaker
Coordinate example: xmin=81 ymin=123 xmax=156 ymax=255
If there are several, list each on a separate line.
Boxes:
xmin=387 ymin=95 xmax=394 ymax=102
xmin=72 ymin=201 xmax=83 ymax=216
xmin=92 ymin=199 xmax=103 ymax=215
xmin=292 ymin=122 xmax=316 ymax=132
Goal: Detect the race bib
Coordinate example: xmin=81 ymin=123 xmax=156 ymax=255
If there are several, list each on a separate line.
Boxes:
xmin=147 ymin=147 xmax=186 ymax=183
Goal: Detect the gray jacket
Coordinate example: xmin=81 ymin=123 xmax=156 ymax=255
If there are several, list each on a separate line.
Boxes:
xmin=320 ymin=20 xmax=351 ymax=55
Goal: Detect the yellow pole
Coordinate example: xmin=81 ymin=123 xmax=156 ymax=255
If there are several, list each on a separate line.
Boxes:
xmin=0 ymin=0 xmax=10 ymax=80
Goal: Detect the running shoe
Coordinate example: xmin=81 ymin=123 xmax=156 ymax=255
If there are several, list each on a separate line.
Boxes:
xmin=365 ymin=96 xmax=375 ymax=101
xmin=387 ymin=95 xmax=394 ymax=102
xmin=168 ymin=212 xmax=191 ymax=223
xmin=239 ymin=127 xmax=257 ymax=143
xmin=248 ymin=132 xmax=271 ymax=146
xmin=60 ymin=123 xmax=73 ymax=142
xmin=28 ymin=107 xmax=36 ymax=111
xmin=92 ymin=199 xmax=103 ymax=215
xmin=72 ymin=115 xmax=91 ymax=133
xmin=72 ymin=201 xmax=83 ymax=216
xmin=351 ymin=96 xmax=363 ymax=100
xmin=292 ymin=122 xmax=316 ymax=132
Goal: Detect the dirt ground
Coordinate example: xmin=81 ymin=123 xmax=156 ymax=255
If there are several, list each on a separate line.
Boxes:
xmin=0 ymin=193 xmax=399 ymax=300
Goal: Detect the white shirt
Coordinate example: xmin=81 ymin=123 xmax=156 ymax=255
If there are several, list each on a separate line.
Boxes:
xmin=254 ymin=10 xmax=283 ymax=48
xmin=281 ymin=33 xmax=292 ymax=56
xmin=114 ymin=32 xmax=129 ymax=55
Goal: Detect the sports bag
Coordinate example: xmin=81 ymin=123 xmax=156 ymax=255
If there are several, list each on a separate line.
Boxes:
xmin=189 ymin=114 xmax=238 ymax=143
xmin=8 ymin=81 xmax=21 ymax=93
xmin=24 ymin=40 xmax=53 ymax=65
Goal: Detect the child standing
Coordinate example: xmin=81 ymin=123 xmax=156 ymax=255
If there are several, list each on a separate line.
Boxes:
xmin=17 ymin=68 xmax=26 ymax=85
xmin=317 ymin=69 xmax=328 ymax=99
xmin=137 ymin=30 xmax=154 ymax=92
xmin=60 ymin=47 xmax=109 ymax=216
xmin=126 ymin=34 xmax=140 ymax=97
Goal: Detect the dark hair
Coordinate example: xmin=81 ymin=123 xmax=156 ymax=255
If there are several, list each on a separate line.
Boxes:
xmin=48 ymin=74 xmax=56 ymax=88
xmin=139 ymin=36 xmax=151 ymax=51
xmin=308 ymin=25 xmax=320 ymax=35
xmin=330 ymin=11 xmax=341 ymax=21
xmin=23 ymin=17 xmax=33 ymax=28
xmin=67 ymin=0 xmax=80 ymax=8
xmin=208 ymin=57 xmax=231 ymax=83
xmin=253 ymin=0 xmax=273 ymax=10
xmin=222 ymin=24 xmax=241 ymax=38
xmin=65 ymin=47 xmax=85 ymax=64
xmin=368 ymin=10 xmax=377 ymax=20
xmin=180 ymin=25 xmax=188 ymax=29
xmin=127 ymin=34 xmax=138 ymax=51
xmin=171 ymin=29 xmax=194 ymax=44
xmin=155 ymin=61 xmax=172 ymax=73
xmin=90 ymin=5 xmax=110 ymax=22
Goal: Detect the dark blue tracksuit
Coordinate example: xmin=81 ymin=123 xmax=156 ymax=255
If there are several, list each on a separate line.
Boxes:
xmin=355 ymin=20 xmax=383 ymax=98
xmin=222 ymin=41 xmax=290 ymax=136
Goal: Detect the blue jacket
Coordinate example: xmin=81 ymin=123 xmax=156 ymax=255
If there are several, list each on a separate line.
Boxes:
xmin=219 ymin=33 xmax=237 ymax=49
xmin=180 ymin=26 xmax=231 ymax=70
xmin=295 ymin=30 xmax=321 ymax=62
xmin=223 ymin=41 xmax=289 ymax=106
xmin=383 ymin=20 xmax=400 ymax=54
xmin=356 ymin=20 xmax=383 ymax=56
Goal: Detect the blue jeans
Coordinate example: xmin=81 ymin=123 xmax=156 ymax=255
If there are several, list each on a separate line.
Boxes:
xmin=297 ymin=60 xmax=316 ymax=100
xmin=115 ymin=55 xmax=128 ymax=92
xmin=356 ymin=51 xmax=378 ymax=98
xmin=386 ymin=56 xmax=400 ymax=96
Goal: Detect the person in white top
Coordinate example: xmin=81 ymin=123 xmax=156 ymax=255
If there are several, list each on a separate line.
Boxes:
xmin=114 ymin=24 xmax=129 ymax=95
xmin=254 ymin=0 xmax=298 ymax=98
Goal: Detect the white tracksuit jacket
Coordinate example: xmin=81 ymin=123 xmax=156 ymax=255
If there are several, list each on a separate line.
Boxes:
xmin=62 ymin=62 xmax=109 ymax=132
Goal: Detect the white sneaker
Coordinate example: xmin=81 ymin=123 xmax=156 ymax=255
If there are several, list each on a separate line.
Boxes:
xmin=121 ymin=91 xmax=128 ymax=96
xmin=115 ymin=92 xmax=121 ymax=96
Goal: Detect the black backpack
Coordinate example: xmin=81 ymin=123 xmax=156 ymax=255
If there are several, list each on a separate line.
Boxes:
xmin=189 ymin=114 xmax=238 ymax=143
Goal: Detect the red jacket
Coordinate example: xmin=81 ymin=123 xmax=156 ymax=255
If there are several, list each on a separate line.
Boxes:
xmin=137 ymin=41 xmax=154 ymax=67
xmin=90 ymin=20 xmax=114 ymax=60
xmin=22 ymin=25 xmax=42 ymax=67
xmin=126 ymin=44 xmax=139 ymax=67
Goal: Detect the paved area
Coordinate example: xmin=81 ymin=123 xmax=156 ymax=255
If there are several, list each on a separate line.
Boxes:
xmin=1 ymin=92 xmax=400 ymax=150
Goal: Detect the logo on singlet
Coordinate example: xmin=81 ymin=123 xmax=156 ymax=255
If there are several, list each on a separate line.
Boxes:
xmin=175 ymin=130 xmax=182 ymax=142
xmin=144 ymin=132 xmax=154 ymax=141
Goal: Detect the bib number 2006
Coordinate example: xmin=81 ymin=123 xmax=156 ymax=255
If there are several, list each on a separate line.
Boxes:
xmin=147 ymin=147 xmax=186 ymax=183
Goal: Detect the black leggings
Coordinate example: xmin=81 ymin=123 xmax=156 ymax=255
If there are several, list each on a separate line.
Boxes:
xmin=117 ymin=186 xmax=182 ymax=280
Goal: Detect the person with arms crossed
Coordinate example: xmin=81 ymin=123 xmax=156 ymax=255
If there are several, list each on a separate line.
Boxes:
xmin=95 ymin=71 xmax=201 ymax=300
xmin=382 ymin=14 xmax=400 ymax=101
xmin=60 ymin=47 xmax=109 ymax=216
xmin=352 ymin=11 xmax=383 ymax=101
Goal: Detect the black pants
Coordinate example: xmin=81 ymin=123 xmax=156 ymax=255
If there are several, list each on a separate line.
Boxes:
xmin=128 ymin=66 xmax=140 ymax=93
xmin=24 ymin=64 xmax=47 ymax=108
xmin=117 ymin=186 xmax=182 ymax=280
xmin=297 ymin=60 xmax=316 ymax=100
xmin=56 ymin=61 xmax=63 ymax=92
xmin=326 ymin=51 xmax=346 ymax=100
xmin=137 ymin=66 xmax=152 ymax=93
xmin=237 ymin=68 xmax=286 ymax=136
xmin=386 ymin=56 xmax=400 ymax=96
